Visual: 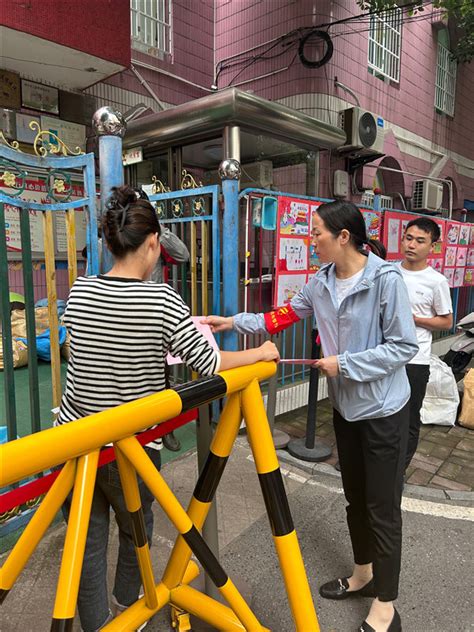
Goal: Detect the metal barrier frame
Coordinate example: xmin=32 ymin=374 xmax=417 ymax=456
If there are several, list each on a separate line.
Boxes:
xmin=0 ymin=362 xmax=319 ymax=632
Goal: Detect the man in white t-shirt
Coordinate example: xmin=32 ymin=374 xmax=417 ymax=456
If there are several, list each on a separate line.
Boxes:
xmin=398 ymin=217 xmax=453 ymax=469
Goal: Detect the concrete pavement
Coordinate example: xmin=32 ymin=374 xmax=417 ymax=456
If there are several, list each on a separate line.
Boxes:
xmin=1 ymin=436 xmax=473 ymax=632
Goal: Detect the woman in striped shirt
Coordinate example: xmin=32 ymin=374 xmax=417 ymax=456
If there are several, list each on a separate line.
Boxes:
xmin=59 ymin=185 xmax=279 ymax=632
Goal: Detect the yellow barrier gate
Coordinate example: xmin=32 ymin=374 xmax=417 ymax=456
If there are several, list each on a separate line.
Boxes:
xmin=0 ymin=362 xmax=319 ymax=632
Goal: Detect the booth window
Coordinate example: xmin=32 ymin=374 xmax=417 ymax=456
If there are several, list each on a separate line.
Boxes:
xmin=368 ymin=8 xmax=402 ymax=83
xmin=131 ymin=0 xmax=172 ymax=56
xmin=435 ymin=30 xmax=457 ymax=117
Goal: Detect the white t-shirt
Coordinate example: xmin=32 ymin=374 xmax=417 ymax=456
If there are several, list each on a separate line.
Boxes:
xmin=335 ymin=267 xmax=365 ymax=307
xmin=397 ymin=262 xmax=452 ymax=364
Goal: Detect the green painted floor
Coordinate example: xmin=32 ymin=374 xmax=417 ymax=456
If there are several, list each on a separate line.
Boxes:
xmin=1 ymin=361 xmax=198 ymax=461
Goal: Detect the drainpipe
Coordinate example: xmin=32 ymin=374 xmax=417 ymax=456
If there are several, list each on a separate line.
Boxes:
xmin=92 ymin=106 xmax=127 ymax=272
xmin=220 ymin=125 xmax=241 ymax=351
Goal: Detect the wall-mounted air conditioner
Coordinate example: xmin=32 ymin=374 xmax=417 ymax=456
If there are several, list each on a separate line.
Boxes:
xmin=339 ymin=107 xmax=385 ymax=154
xmin=412 ymin=179 xmax=443 ymax=212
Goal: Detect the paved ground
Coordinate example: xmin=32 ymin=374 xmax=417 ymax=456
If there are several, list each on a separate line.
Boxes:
xmin=276 ymin=400 xmax=474 ymax=493
xmin=2 ymin=436 xmax=473 ymax=632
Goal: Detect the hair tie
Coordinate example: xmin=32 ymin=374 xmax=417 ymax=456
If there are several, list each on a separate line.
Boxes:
xmin=118 ymin=204 xmax=130 ymax=232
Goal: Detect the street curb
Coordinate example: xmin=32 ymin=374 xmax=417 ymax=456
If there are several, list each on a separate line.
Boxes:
xmin=276 ymin=449 xmax=474 ymax=504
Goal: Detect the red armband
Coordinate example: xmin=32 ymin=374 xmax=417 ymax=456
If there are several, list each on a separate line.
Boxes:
xmin=161 ymin=246 xmax=179 ymax=265
xmin=264 ymin=304 xmax=301 ymax=334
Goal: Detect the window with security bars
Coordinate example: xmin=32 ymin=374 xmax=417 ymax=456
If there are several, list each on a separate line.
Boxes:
xmin=435 ymin=42 xmax=457 ymax=117
xmin=368 ymin=8 xmax=402 ymax=82
xmin=131 ymin=0 xmax=172 ymax=56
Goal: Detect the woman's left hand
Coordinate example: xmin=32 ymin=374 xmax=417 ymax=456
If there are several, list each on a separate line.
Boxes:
xmin=313 ymin=355 xmax=339 ymax=377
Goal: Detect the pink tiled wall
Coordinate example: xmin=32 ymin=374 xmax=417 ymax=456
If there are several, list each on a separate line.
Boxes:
xmin=8 ymin=264 xmax=86 ymax=304
xmin=104 ymin=0 xmax=214 ymax=106
xmin=215 ymin=0 xmax=474 ymax=200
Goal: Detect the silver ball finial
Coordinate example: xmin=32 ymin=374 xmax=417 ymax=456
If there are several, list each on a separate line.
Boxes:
xmin=218 ymin=159 xmax=241 ymax=180
xmin=92 ymin=106 xmax=127 ymax=138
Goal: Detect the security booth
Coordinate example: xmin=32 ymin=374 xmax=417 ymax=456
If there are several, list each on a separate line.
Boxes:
xmin=121 ymin=87 xmax=345 ymax=365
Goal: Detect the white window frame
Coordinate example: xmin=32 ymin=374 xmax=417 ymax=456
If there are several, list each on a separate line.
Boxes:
xmin=361 ymin=190 xmax=394 ymax=210
xmin=131 ymin=0 xmax=172 ymax=57
xmin=435 ymin=42 xmax=457 ymax=117
xmin=368 ymin=8 xmax=402 ymax=83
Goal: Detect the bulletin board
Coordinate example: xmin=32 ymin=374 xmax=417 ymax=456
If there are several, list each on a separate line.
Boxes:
xmin=444 ymin=220 xmax=473 ymax=288
xmin=2 ymin=177 xmax=89 ymax=259
xmin=274 ymin=197 xmax=382 ymax=307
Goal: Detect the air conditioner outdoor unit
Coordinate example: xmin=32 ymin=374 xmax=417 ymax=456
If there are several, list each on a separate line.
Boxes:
xmin=412 ymin=179 xmax=443 ymax=212
xmin=240 ymin=160 xmax=273 ymax=190
xmin=339 ymin=107 xmax=385 ymax=154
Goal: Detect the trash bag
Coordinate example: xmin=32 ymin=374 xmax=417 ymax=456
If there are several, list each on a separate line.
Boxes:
xmin=458 ymin=369 xmax=474 ymax=429
xmin=17 ymin=327 xmax=67 ymax=362
xmin=420 ymin=355 xmax=459 ymax=426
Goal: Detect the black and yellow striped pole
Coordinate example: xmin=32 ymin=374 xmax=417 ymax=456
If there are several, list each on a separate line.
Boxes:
xmin=114 ymin=446 xmax=158 ymax=610
xmin=1 ymin=362 xmax=319 ymax=631
xmin=242 ymin=379 xmax=320 ymax=632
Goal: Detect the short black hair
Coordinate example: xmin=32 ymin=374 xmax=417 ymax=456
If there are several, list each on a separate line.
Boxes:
xmin=405 ymin=217 xmax=440 ymax=243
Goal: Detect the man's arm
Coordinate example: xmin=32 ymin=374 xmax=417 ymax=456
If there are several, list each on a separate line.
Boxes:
xmin=413 ymin=313 xmax=453 ymax=331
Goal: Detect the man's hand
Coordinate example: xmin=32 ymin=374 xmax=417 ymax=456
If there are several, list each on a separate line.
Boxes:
xmin=201 ymin=315 xmax=234 ymax=332
xmin=258 ymin=340 xmax=280 ymax=362
xmin=313 ymin=355 xmax=339 ymax=377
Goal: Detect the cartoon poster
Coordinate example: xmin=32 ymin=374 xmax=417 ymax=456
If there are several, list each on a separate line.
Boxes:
xmin=467 ymin=247 xmax=474 ymax=266
xmin=444 ymin=268 xmax=455 ymax=287
xmin=278 ymin=238 xmax=308 ymax=271
xmin=456 ymin=247 xmax=467 ymax=267
xmin=279 ymin=199 xmax=309 ymax=236
xmin=447 ymin=222 xmax=460 ymax=245
xmin=464 ymin=268 xmax=474 ymax=286
xmin=428 ymin=258 xmax=443 ymax=273
xmin=445 ymin=246 xmax=457 ymax=267
xmin=309 ymin=203 xmax=322 ymax=271
xmin=276 ymin=274 xmax=307 ymax=306
xmin=453 ymin=268 xmax=464 ymax=288
xmin=361 ymin=210 xmax=382 ymax=240
xmin=470 ymin=225 xmax=474 ymax=245
xmin=459 ymin=224 xmax=470 ymax=246
xmin=387 ymin=218 xmax=400 ymax=254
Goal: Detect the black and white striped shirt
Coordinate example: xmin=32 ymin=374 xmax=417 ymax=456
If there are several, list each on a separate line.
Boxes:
xmin=57 ymin=275 xmax=220 ymax=448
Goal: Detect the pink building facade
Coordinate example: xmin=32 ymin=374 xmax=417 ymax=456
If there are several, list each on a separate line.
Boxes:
xmin=1 ymin=1 xmax=473 ymax=211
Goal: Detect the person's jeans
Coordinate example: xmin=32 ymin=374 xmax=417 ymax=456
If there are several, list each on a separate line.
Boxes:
xmin=62 ymin=445 xmax=161 ymax=632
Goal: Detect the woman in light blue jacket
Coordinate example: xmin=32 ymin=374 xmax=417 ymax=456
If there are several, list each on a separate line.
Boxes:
xmin=204 ymin=200 xmax=418 ymax=632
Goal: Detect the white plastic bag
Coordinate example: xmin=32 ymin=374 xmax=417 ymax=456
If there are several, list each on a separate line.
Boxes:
xmin=420 ymin=355 xmax=459 ymax=426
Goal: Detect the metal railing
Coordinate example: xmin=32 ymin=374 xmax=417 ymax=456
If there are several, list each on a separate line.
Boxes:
xmin=0 ymin=362 xmax=319 ymax=632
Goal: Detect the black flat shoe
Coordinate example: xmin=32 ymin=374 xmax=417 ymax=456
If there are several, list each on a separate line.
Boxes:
xmin=357 ymin=608 xmax=401 ymax=632
xmin=319 ymin=577 xmax=375 ymax=600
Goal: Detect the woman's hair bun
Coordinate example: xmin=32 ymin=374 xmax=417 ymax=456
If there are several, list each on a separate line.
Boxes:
xmin=106 ymin=186 xmax=137 ymax=211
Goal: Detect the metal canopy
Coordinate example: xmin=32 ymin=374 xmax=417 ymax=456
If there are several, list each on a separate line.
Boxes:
xmin=124 ymin=87 xmax=346 ymax=152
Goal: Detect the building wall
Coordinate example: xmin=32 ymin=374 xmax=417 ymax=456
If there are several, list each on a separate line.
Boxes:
xmin=0 ymin=0 xmax=130 ymax=67
xmin=215 ymin=0 xmax=474 ymax=203
xmin=95 ymin=0 xmax=214 ymax=110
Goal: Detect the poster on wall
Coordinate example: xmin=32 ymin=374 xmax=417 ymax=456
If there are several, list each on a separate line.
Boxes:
xmin=361 ymin=209 xmax=382 ymax=241
xmin=279 ymin=198 xmax=310 ymax=235
xmin=1 ymin=176 xmax=88 ymax=257
xmin=382 ymin=211 xmax=446 ymax=274
xmin=442 ymin=220 xmax=473 ymax=287
xmin=276 ymin=273 xmax=307 ymax=306
xmin=309 ymin=202 xmax=323 ymax=271
xmin=22 ymin=79 xmax=59 ymax=114
xmin=278 ymin=238 xmax=308 ymax=271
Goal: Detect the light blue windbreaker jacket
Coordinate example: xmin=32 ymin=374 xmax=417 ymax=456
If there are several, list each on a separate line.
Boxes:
xmin=234 ymin=252 xmax=418 ymax=421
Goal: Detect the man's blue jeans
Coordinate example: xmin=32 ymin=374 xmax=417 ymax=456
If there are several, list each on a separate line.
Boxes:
xmin=62 ymin=446 xmax=161 ymax=632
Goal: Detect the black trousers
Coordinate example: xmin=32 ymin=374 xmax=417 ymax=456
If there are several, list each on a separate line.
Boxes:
xmin=333 ymin=403 xmax=409 ymax=602
xmin=405 ymin=364 xmax=430 ymax=469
